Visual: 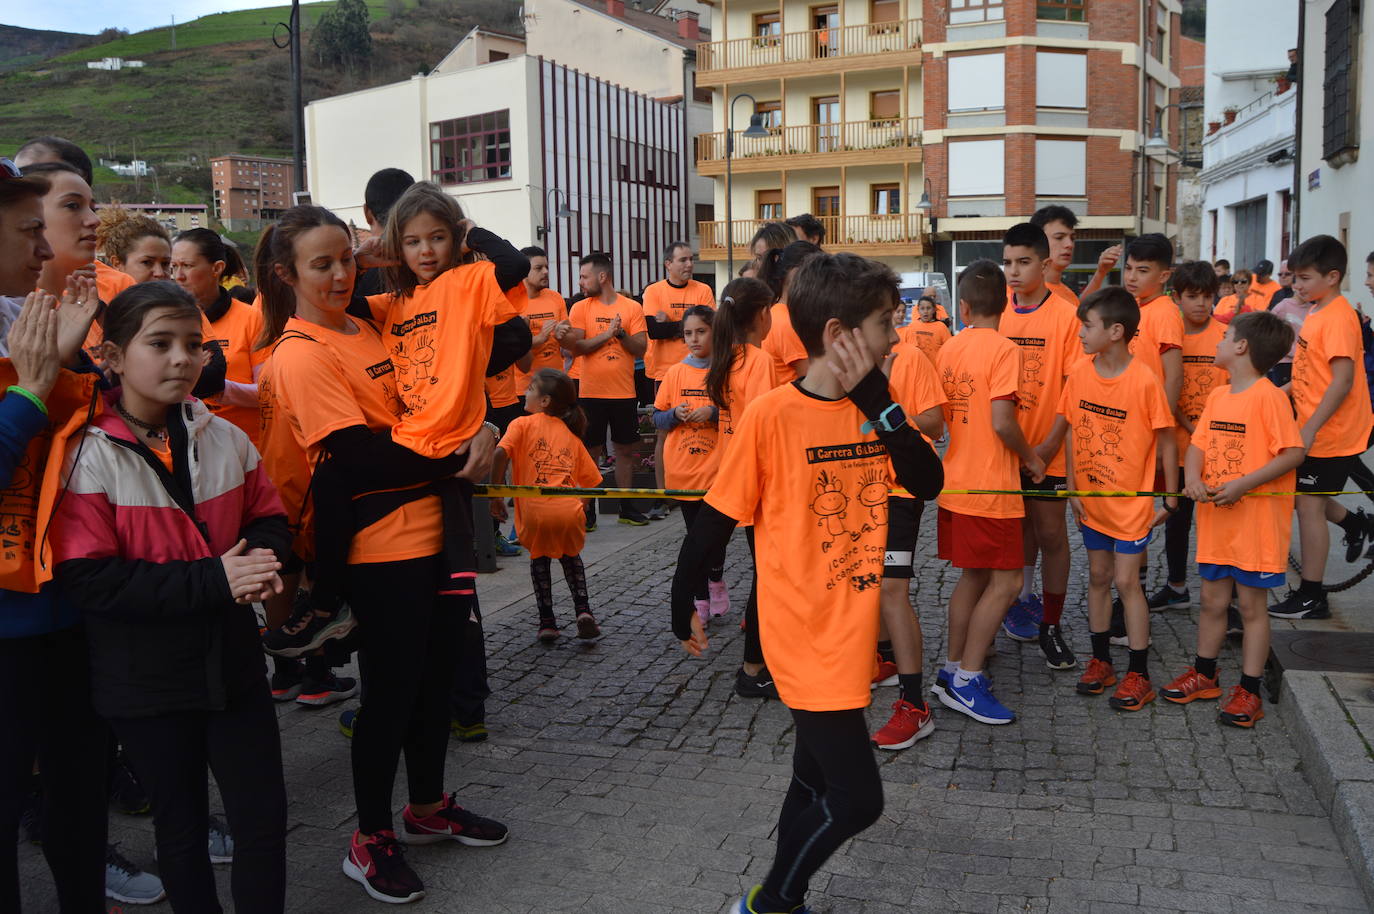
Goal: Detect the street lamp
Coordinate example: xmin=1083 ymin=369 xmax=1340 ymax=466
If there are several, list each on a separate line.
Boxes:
xmin=536 ymin=188 xmax=576 ymax=239
xmin=916 ymin=177 xmax=937 ymax=234
xmin=724 ymin=93 xmax=771 ymax=276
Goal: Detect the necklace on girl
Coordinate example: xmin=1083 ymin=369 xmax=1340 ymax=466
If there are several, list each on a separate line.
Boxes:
xmin=115 ymin=400 xmax=168 ymax=441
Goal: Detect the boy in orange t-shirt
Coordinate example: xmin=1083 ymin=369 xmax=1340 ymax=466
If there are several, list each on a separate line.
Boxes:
xmin=1046 ymin=288 xmax=1177 ymax=712
xmin=1154 ymin=262 xmax=1227 ymax=610
xmin=670 ymin=253 xmax=942 ymax=914
xmin=1272 ymin=235 xmax=1374 ymax=619
xmin=934 ymin=259 xmax=1045 ymax=727
xmin=996 ymin=223 xmax=1083 ymax=668
xmin=1163 ymin=311 xmax=1304 ymax=728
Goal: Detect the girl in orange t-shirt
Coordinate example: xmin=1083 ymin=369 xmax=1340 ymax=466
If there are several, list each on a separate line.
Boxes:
xmin=491 ymin=369 xmax=603 ymax=643
xmin=655 ymin=306 xmax=727 ymax=624
xmin=759 ymin=241 xmax=821 ymax=383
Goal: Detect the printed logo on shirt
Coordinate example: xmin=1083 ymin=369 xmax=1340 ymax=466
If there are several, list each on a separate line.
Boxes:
xmin=808 ymin=462 xmax=891 ymax=596
xmin=805 ymin=441 xmax=888 ymax=464
xmin=1201 ymin=420 xmax=1248 ymax=482
xmin=530 ymin=436 xmax=575 ymax=484
xmin=390 ymin=311 xmax=437 ymax=337
xmin=364 ymin=359 xmax=396 ymax=380
xmin=941 ymin=368 xmax=976 ymax=424
xmin=1182 ymin=354 xmax=1215 ymax=364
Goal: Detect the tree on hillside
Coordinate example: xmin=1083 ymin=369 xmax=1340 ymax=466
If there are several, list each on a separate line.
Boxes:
xmin=311 ymin=0 xmax=372 ymax=72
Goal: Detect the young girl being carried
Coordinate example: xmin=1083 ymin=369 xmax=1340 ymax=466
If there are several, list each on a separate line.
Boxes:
xmin=491 ymin=369 xmax=604 ymax=642
xmin=52 ymin=281 xmax=291 ymax=914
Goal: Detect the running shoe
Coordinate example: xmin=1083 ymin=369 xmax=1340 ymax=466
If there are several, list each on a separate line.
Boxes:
xmin=1219 ymin=685 xmax=1265 ymax=728
xmin=1268 ymin=590 xmax=1331 ymax=620
xmin=584 ymin=503 xmax=597 ymax=532
xmin=1146 ymin=585 xmax=1191 ymax=611
xmin=736 ymin=885 xmax=814 ymax=914
xmin=734 ymin=667 xmax=779 ymax=699
xmin=106 ymin=845 xmax=165 ymax=905
xmin=110 ymin=754 xmax=150 ymax=816
xmin=269 ymin=658 xmax=304 ymax=702
xmin=506 ymin=526 xmax=519 ymax=545
xmin=494 ymin=533 xmax=521 ymax=557
xmin=694 ymin=599 xmax=710 ymax=626
xmin=1038 ymin=624 xmax=1076 ymax=670
xmin=342 ymin=829 xmax=424 ymax=904
xmin=1226 ymin=604 xmax=1244 ymax=636
xmin=208 ymin=815 xmax=234 ymax=864
xmin=400 ymin=793 xmax=509 ymax=846
xmin=871 ymin=657 xmax=899 ymax=688
xmin=707 ymin=579 xmax=731 ymax=617
xmin=930 ymin=668 xmax=952 ymax=700
xmin=1160 ymin=667 xmax=1222 ymax=704
xmin=296 ymin=673 xmax=359 ymax=707
xmin=537 ymin=618 xmax=560 ymax=643
xmin=575 ymin=612 xmax=602 ymax=641
xmin=339 ymin=707 xmax=359 ymax=739
xmin=939 ymin=674 xmax=1015 ymax=725
xmin=618 ymin=508 xmax=650 ymax=526
xmin=1108 ymin=671 xmax=1155 ymax=711
xmin=1109 ymin=597 xmax=1128 ymax=645
xmin=1343 ymin=508 xmax=1372 ymax=562
xmin=646 ymin=501 xmax=670 ymax=521
xmin=451 ymin=720 xmax=489 ymax=743
xmin=1002 ymin=597 xmax=1039 ymax=642
xmin=872 ymin=698 xmax=935 ymax=750
xmin=262 ymin=592 xmax=356 ymax=658
xmin=1076 ymin=657 xmax=1117 ymax=695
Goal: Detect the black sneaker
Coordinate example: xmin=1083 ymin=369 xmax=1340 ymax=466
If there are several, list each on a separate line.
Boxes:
xmin=1344 ymin=509 xmax=1372 ymax=562
xmin=261 ymin=591 xmax=356 ymax=658
xmin=584 ymin=502 xmax=597 ymax=532
xmin=618 ymin=508 xmax=650 ymax=526
xmin=1109 ymin=597 xmax=1128 ymax=645
xmin=1038 ymin=624 xmax=1076 ymax=670
xmin=269 ymin=658 xmax=305 ymax=701
xmin=110 ymin=754 xmax=149 ymax=816
xmin=296 ymin=673 xmax=359 ymax=707
xmin=1226 ymin=604 xmax=1244 ymax=636
xmin=343 ymin=829 xmax=424 ymax=903
xmin=1146 ymin=585 xmax=1191 ymax=612
xmin=1268 ymin=590 xmax=1331 ymax=620
xmin=734 ymin=667 xmax=779 ymax=699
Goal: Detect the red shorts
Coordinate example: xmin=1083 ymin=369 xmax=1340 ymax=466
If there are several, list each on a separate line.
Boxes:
xmin=937 ymin=508 xmax=1023 ymax=570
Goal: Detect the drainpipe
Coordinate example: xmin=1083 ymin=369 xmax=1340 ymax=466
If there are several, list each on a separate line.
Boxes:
xmin=1291 ymin=4 xmax=1305 ymax=241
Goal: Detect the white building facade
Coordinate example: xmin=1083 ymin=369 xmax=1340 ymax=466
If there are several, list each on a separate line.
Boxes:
xmin=1198 ymin=0 xmax=1297 ymax=271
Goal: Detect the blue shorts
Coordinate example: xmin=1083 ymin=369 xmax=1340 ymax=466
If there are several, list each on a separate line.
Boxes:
xmin=1079 ymin=524 xmax=1152 ymax=554
xmin=1198 ymin=563 xmax=1286 ymax=590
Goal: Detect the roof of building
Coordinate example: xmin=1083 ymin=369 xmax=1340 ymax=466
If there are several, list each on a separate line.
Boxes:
xmin=1179 ymin=36 xmax=1206 ymax=88
xmin=565 ymin=0 xmax=710 ymax=47
xmin=210 ymin=154 xmax=296 ymax=166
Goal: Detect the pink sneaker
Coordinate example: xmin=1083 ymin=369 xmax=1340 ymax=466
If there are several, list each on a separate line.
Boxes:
xmin=400 ymin=793 xmax=509 ymax=846
xmin=694 ymin=599 xmax=710 ymax=625
xmin=708 ymin=580 xmax=730 ymax=617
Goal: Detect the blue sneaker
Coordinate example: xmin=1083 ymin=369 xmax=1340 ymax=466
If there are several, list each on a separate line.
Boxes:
xmin=1002 ymin=596 xmax=1039 ymax=642
xmin=930 ymin=668 xmax=952 ymax=700
xmin=106 ymin=845 xmax=165 ymax=905
xmin=506 ymin=527 xmax=520 ymax=545
xmin=208 ymin=815 xmax=234 ymax=864
xmin=737 ymin=885 xmax=812 ymax=913
xmin=938 ymin=674 xmax=1016 ymax=725
xmin=339 ymin=707 xmax=358 ymax=739
xmin=494 ymin=534 xmax=521 ymax=557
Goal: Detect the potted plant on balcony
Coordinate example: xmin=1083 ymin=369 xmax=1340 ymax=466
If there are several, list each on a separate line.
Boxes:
xmin=1208 ymin=119 xmax=1222 ymax=135
xmin=1222 ymin=106 xmax=1239 ymax=125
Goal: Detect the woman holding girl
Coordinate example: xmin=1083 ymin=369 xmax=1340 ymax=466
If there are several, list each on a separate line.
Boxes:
xmin=255 ymin=204 xmax=510 ymax=905
xmin=703 ymin=278 xmax=780 ymax=698
xmin=490 ymin=369 xmax=603 ymax=642
xmin=759 ymin=241 xmax=822 ymax=382
xmin=51 ymin=281 xmax=291 ymax=914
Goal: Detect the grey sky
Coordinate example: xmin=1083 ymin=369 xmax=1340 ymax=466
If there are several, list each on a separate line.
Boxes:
xmin=5 ymin=0 xmax=277 ymax=36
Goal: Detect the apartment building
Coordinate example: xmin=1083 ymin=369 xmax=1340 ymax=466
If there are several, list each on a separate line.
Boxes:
xmin=694 ymin=0 xmax=1183 ymax=292
xmin=210 ymin=154 xmax=299 ymax=231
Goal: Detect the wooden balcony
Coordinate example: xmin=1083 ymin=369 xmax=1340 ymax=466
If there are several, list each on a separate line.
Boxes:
xmin=698 ymin=213 xmax=928 ymax=261
xmin=695 ymin=116 xmax=923 ymax=175
xmin=696 ymin=19 xmax=922 ymax=84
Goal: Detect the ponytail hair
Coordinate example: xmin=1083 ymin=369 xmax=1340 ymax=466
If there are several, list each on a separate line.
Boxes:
xmin=531 ymin=367 xmax=586 ymax=439
xmin=253 ymin=205 xmax=351 ymax=348
xmin=705 ymin=277 xmax=773 ymax=410
xmin=758 ymin=240 xmax=822 ymax=302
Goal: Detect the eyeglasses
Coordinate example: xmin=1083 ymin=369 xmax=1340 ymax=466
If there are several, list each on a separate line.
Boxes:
xmin=0 ymin=157 xmax=21 ymax=179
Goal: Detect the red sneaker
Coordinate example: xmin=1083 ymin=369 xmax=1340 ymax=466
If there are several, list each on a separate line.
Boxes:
xmin=1160 ymin=667 xmax=1222 ymax=704
xmin=400 ymin=793 xmax=509 ymax=847
xmin=872 ymin=699 xmax=934 ymax=750
xmin=342 ymin=830 xmax=424 ymax=904
xmin=1219 ymin=685 xmax=1264 ymax=728
xmin=1108 ymin=671 xmax=1156 ymax=711
xmin=1076 ymin=657 xmax=1117 ymax=695
xmin=871 ymin=657 xmax=899 ymax=689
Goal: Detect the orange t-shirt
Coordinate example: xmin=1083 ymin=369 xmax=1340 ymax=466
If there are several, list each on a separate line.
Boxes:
xmin=203 ymin=298 xmax=268 ymax=444
xmin=899 ymin=319 xmax=951 ymax=367
xmin=706 ymin=382 xmax=894 ymax=712
xmin=568 ymin=294 xmax=648 ymax=399
xmin=1176 ymin=319 xmax=1229 ymax=460
xmin=936 ymin=327 xmax=1024 ymax=519
xmin=1250 ymin=277 xmax=1282 ymax=305
xmin=641 ymin=279 xmax=715 ymax=380
xmin=370 ymin=261 xmax=516 ymax=457
xmin=1129 ymin=294 xmax=1184 ymax=384
xmin=485 ymin=365 xmax=519 ymax=409
xmin=998 ymin=290 xmax=1082 ymax=476
xmin=513 ymin=285 xmax=569 ymax=392
xmin=1047 ymin=279 xmax=1079 ymax=305
xmin=653 ymin=360 xmax=720 ymax=491
xmin=1292 ymin=295 xmax=1374 ymax=457
xmin=717 ymin=344 xmax=779 ymax=455
xmin=94 ymin=260 xmax=135 ymax=304
xmin=498 ymin=412 xmax=602 ymax=560
xmin=887 ymin=343 xmax=946 ymax=500
xmin=1057 ymin=356 xmax=1175 ymax=542
xmin=762 ymin=302 xmax=808 ymax=384
xmin=1213 ymin=291 xmax=1266 ymax=325
xmin=1192 ymin=380 xmax=1302 ymax=574
xmin=258 ymin=316 xmax=442 ymax=564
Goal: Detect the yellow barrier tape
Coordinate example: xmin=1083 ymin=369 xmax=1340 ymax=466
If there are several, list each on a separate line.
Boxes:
xmin=475 ymin=484 xmax=1368 ymax=500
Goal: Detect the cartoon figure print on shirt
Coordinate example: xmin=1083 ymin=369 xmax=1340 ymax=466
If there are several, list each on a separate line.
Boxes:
xmin=803 ymin=440 xmax=892 ymax=592
xmin=387 ymin=309 xmax=439 ymax=416
xmin=529 ymin=436 xmax=575 ymax=484
xmin=942 ymin=368 xmax=975 ymax=424
xmin=1180 ymin=353 xmax=1221 ymax=427
xmin=1205 ymin=424 xmax=1248 ymax=479
xmin=1006 ymin=336 xmax=1047 ymax=420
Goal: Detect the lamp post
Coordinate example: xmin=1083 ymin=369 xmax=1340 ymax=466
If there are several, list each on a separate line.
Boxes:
xmin=536 ymin=188 xmax=576 ymax=239
xmin=724 ymin=93 xmax=772 ymax=277
xmin=1140 ymin=101 xmax=1203 ymax=235
xmin=915 ymin=176 xmax=935 ymax=233
xmin=272 ymin=1 xmax=304 ymax=195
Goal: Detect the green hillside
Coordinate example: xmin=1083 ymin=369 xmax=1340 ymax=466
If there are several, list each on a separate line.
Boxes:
xmin=0 ymin=24 xmax=98 ymax=71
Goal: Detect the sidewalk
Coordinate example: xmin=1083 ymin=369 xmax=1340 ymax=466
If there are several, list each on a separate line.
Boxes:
xmin=19 ymin=505 xmax=1373 ymax=913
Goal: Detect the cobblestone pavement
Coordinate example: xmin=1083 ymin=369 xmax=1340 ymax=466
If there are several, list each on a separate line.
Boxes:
xmin=21 ymin=511 xmax=1372 ymax=913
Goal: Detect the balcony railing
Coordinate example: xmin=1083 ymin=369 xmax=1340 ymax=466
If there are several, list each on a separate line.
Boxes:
xmin=1201 ymin=88 xmax=1296 ymax=174
xmin=699 ymin=213 xmax=927 ymax=253
xmin=697 ymin=19 xmax=922 ymax=74
xmin=696 ymin=116 xmax=923 ymax=165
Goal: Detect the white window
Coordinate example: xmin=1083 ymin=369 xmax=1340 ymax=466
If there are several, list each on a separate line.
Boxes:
xmin=949 ymin=0 xmax=1004 ymax=24
xmin=949 ymin=139 xmax=1005 ymax=196
xmin=1035 ymin=139 xmax=1087 ymax=196
xmin=947 ymin=53 xmax=1005 ymax=111
xmin=1036 ymin=52 xmax=1087 ymax=108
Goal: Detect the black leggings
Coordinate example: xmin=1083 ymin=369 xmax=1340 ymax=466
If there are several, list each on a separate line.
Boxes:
xmin=530 ymin=554 xmax=590 ymax=623
xmin=113 ymin=685 xmax=286 ymax=914
xmin=760 ymin=708 xmax=884 ymax=908
xmin=744 ymin=527 xmax=763 ymax=665
xmin=1163 ymin=491 xmax=1196 ymax=584
xmin=451 ymin=607 xmax=491 ymax=729
xmin=348 ymin=554 xmax=465 ymax=835
xmin=679 ymin=500 xmax=725 ymax=600
xmin=0 ymin=626 xmax=108 ymax=913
